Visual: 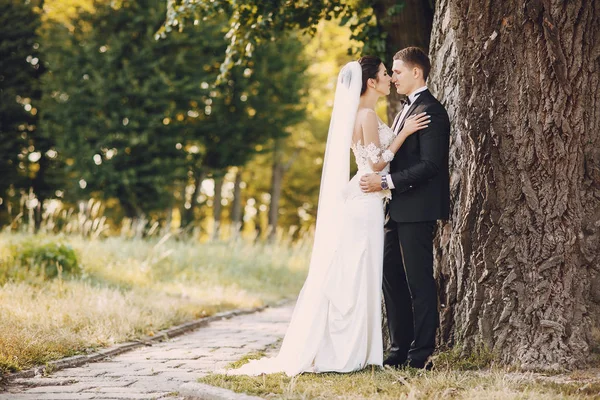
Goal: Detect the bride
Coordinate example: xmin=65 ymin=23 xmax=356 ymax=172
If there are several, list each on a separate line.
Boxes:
xmin=229 ymin=56 xmax=430 ymax=376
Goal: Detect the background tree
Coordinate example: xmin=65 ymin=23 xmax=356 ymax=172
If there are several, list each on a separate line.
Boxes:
xmin=254 ymin=38 xmax=308 ymax=240
xmin=0 ymin=0 xmax=62 ymax=229
xmin=236 ymin=21 xmax=367 ymax=238
xmin=43 ymin=0 xmax=307 ymax=228
xmin=175 ymin=33 xmax=308 ymax=233
xmin=0 ymin=0 xmax=38 ymax=225
xmin=43 ymin=0 xmax=196 ymax=219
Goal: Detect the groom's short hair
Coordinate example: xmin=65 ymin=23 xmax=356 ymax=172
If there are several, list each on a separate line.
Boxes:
xmin=394 ymin=47 xmax=431 ymax=81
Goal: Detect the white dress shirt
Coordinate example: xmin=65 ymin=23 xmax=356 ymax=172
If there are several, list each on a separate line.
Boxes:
xmin=385 ymin=86 xmax=428 ymax=189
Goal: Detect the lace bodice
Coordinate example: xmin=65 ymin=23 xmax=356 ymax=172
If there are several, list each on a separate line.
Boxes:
xmin=348 ymin=118 xmax=394 ymax=200
xmin=351 ymin=118 xmax=395 ymax=174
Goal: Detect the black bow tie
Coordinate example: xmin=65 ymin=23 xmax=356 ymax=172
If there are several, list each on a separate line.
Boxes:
xmin=403 ymin=97 xmax=412 ymax=106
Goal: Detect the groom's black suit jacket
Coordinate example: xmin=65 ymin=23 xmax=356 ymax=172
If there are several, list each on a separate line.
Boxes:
xmin=388 ymin=89 xmax=450 ymax=223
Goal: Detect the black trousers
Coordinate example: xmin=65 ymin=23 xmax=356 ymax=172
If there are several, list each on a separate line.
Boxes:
xmin=383 ymin=215 xmax=438 ymax=362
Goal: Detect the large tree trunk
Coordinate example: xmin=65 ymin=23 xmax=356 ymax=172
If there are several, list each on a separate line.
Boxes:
xmin=268 ymin=157 xmax=284 ymax=242
xmin=117 ymin=185 xmax=143 ymax=219
xmin=231 ymin=168 xmax=243 ymax=238
xmin=429 ymin=0 xmax=600 ymax=369
xmin=31 ymin=153 xmax=50 ymax=233
xmin=181 ymin=168 xmax=205 ymax=229
xmin=268 ymin=138 xmax=298 ymax=242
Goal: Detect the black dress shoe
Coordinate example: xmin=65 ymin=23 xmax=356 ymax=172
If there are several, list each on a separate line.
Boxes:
xmin=407 ymin=358 xmax=433 ymax=370
xmin=383 ymin=352 xmax=407 ymax=368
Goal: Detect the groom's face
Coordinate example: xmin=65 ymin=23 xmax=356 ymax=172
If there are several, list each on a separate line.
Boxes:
xmin=391 ymin=59 xmax=417 ymax=96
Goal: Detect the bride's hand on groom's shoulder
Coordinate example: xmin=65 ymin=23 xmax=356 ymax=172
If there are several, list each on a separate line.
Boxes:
xmin=400 ymin=112 xmax=430 ymax=138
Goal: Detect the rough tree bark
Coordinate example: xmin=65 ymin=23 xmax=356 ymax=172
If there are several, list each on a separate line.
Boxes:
xmin=429 ymin=0 xmax=600 ymax=369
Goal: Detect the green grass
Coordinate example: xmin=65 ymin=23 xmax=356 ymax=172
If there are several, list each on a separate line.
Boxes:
xmin=0 ymin=233 xmax=310 ymax=374
xmin=432 ymin=344 xmax=496 ymax=371
xmin=200 ymin=342 xmax=600 ymax=399
xmin=200 ymin=363 xmax=600 ymax=399
xmin=226 ymin=351 xmax=268 ymax=370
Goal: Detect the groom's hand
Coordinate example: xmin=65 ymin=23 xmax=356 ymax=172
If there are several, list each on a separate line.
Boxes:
xmin=360 ymin=174 xmax=383 ymax=193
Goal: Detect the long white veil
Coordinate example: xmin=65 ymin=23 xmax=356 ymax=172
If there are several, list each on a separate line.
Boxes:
xmin=229 ymin=61 xmax=362 ymax=376
xmin=302 ymin=60 xmax=362 ymax=287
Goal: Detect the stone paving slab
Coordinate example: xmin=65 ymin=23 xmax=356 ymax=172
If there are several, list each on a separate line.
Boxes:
xmin=0 ymin=304 xmax=293 ymax=400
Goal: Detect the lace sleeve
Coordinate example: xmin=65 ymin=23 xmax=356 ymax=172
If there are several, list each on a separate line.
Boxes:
xmin=364 ymin=142 xmax=382 ymax=163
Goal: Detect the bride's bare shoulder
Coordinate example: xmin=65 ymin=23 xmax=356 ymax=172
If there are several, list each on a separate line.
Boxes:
xmin=357 ymin=108 xmax=376 ymax=117
xmin=356 ymin=108 xmax=378 ymax=128
xmin=356 ymin=108 xmax=377 ymax=120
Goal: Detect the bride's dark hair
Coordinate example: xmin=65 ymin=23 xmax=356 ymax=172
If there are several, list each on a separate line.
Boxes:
xmin=358 ymin=56 xmax=382 ymax=95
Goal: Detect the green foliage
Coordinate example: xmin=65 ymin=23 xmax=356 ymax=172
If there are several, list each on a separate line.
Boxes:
xmin=11 ymin=237 xmax=80 ymax=280
xmin=0 ymin=0 xmax=40 ymax=193
xmin=0 ymin=0 xmax=60 ymax=225
xmin=161 ymin=0 xmax=388 ymax=80
xmin=41 ymin=0 xmax=308 ymax=221
xmin=42 ymin=0 xmax=204 ymax=217
xmin=194 ymin=31 xmax=308 ymax=174
xmin=239 ymin=20 xmax=384 ymax=231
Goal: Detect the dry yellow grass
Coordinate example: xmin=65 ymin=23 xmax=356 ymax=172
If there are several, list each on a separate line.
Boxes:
xmin=200 ymin=339 xmax=600 ymax=399
xmin=0 ymin=233 xmax=310 ymax=374
xmin=201 ymin=364 xmax=600 ymax=399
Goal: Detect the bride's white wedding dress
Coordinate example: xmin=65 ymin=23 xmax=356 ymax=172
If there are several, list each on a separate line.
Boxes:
xmin=228 ymin=61 xmax=394 ymax=376
xmin=229 ymin=138 xmax=395 ymax=376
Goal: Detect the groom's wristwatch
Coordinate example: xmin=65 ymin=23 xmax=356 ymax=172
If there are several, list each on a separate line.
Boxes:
xmin=381 ymin=175 xmax=389 ymax=190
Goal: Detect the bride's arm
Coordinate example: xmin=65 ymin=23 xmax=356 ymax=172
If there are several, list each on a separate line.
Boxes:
xmin=357 ymin=111 xmax=430 ymax=194
xmin=387 ymin=112 xmax=431 ymax=155
xmin=362 ymin=111 xmax=430 ymax=172
xmin=361 ymin=110 xmax=388 ymax=172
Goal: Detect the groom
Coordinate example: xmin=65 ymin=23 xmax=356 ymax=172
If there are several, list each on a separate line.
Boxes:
xmin=360 ymin=47 xmax=450 ymax=369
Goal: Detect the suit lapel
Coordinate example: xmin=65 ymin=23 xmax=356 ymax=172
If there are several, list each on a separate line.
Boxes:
xmin=391 ymin=112 xmax=402 ymax=132
xmin=395 ymin=89 xmax=430 ymax=133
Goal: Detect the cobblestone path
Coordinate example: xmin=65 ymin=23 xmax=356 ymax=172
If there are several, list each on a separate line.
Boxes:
xmin=0 ymin=304 xmax=293 ymax=400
